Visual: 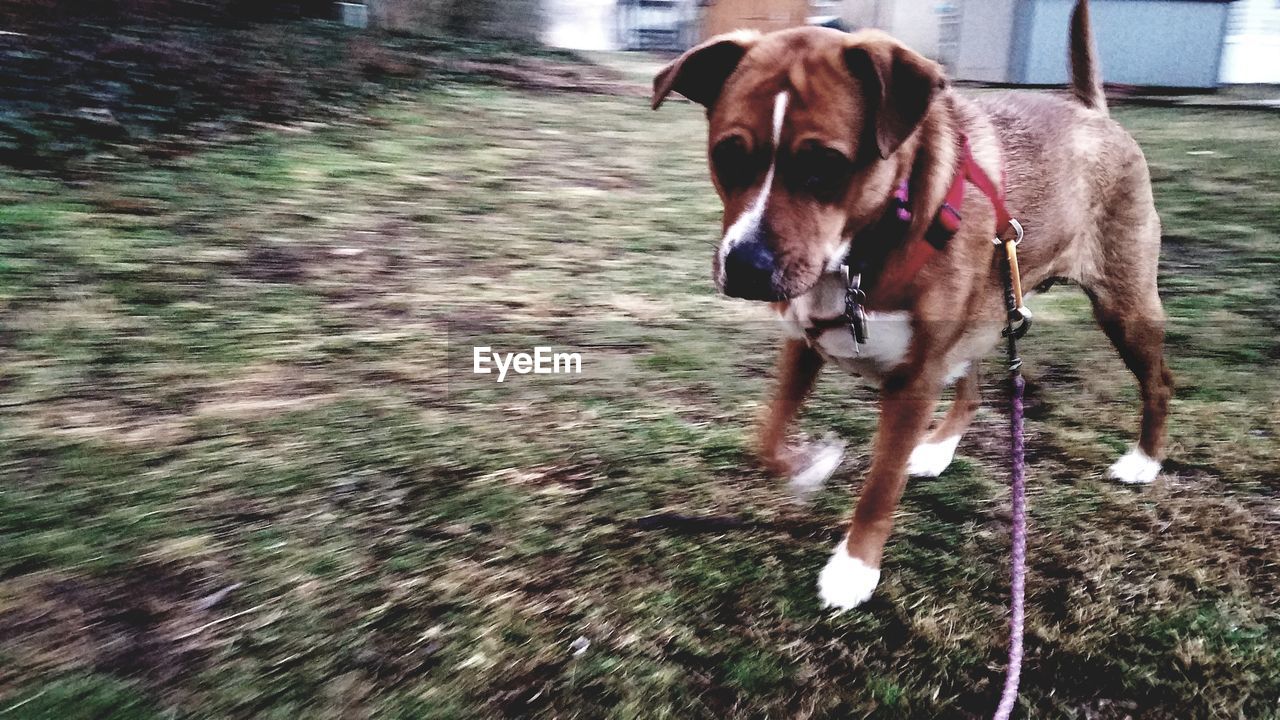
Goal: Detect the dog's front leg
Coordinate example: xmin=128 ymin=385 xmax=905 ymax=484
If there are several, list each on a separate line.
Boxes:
xmin=758 ymin=339 xmax=845 ymax=494
xmin=818 ymin=366 xmax=942 ymax=610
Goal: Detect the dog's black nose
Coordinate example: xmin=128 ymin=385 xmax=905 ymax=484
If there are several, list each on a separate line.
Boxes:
xmin=723 ymin=239 xmax=780 ymax=301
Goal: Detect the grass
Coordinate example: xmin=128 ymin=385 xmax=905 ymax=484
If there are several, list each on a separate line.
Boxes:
xmin=1 ymin=46 xmax=1278 ymax=719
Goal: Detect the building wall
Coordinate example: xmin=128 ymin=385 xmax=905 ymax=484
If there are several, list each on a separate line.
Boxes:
xmin=838 ymin=0 xmax=883 ymax=31
xmin=1220 ymin=0 xmax=1280 ymax=83
xmin=886 ymin=1 xmax=941 ymax=59
xmin=703 ymin=0 xmax=810 ymax=39
xmin=544 ymin=0 xmax=617 ymax=50
xmin=839 ymin=0 xmax=942 ymax=59
xmin=1019 ymin=0 xmax=1230 ymax=88
xmin=949 ymin=0 xmax=1019 ymax=81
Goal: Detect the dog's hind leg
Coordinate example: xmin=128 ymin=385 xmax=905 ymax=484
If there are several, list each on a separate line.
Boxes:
xmin=1084 ymin=274 xmax=1173 ymax=485
xmin=907 ymin=363 xmax=981 ymax=477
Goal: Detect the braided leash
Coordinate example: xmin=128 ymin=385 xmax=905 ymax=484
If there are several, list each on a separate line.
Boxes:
xmin=993 ymin=224 xmax=1029 ymax=720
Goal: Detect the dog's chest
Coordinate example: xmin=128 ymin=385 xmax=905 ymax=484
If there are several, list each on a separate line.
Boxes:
xmin=778 ymin=275 xmax=913 ymax=384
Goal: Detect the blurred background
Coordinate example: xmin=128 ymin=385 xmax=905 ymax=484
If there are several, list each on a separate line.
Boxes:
xmin=1 ymin=1 xmax=1277 ymax=718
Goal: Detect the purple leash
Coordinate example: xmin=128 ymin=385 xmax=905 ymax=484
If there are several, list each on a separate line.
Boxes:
xmin=993 ymin=237 xmax=1030 ymax=720
xmin=994 ymin=373 xmax=1027 ymax=720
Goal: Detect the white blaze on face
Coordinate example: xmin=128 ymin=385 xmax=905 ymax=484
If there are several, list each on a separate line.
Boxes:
xmin=717 ymin=91 xmax=789 ymax=288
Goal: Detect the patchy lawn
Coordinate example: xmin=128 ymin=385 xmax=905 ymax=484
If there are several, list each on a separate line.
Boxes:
xmin=1 ymin=46 xmax=1277 ymax=719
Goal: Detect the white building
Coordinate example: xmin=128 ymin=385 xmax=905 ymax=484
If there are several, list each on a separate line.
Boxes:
xmin=1220 ymin=0 xmax=1280 ymax=84
xmin=839 ymin=0 xmax=944 ymax=60
xmin=544 ymin=0 xmax=619 ymax=51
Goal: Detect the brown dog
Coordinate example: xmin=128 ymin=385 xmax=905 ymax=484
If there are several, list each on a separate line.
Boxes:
xmin=652 ymin=0 xmax=1172 ymax=609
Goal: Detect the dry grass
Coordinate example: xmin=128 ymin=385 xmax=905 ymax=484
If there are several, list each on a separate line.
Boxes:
xmin=0 ymin=46 xmax=1277 ymax=719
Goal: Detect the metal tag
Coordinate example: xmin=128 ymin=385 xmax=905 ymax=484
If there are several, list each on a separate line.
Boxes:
xmin=843 ymin=266 xmax=868 ymax=349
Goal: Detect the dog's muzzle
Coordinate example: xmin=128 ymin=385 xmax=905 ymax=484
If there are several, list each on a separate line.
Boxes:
xmin=723 ymin=238 xmax=784 ymax=301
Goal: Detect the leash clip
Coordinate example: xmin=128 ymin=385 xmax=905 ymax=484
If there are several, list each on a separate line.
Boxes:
xmin=1003 ymin=305 xmax=1033 ymax=341
xmin=995 ymin=217 xmax=1031 ymax=340
xmin=842 ymin=264 xmax=868 ymax=351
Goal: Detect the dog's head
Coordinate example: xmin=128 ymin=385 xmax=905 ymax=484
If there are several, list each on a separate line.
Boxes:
xmin=653 ymin=28 xmax=945 ymax=301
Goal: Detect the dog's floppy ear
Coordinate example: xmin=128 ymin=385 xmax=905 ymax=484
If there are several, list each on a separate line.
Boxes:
xmin=843 ymin=33 xmax=945 ymax=159
xmin=652 ymin=31 xmax=759 ymax=110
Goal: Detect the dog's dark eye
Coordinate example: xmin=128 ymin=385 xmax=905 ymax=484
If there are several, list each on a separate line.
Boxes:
xmin=787 ymin=145 xmax=852 ymax=202
xmin=711 ymin=136 xmax=758 ymax=190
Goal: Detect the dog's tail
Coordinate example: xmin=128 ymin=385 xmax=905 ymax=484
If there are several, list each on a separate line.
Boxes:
xmin=1069 ymin=0 xmax=1108 ymax=114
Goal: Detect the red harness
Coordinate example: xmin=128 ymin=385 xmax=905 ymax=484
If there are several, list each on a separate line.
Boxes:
xmin=805 ymin=136 xmax=1017 ymax=342
xmin=882 ymin=135 xmax=1015 ymax=291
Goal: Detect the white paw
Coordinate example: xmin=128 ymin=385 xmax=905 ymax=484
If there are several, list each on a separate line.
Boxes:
xmin=788 ymin=435 xmax=845 ymax=496
xmin=816 ymin=540 xmax=880 ymax=611
xmin=1108 ymin=448 xmax=1161 ymax=484
xmin=906 ymin=435 xmax=961 ymax=478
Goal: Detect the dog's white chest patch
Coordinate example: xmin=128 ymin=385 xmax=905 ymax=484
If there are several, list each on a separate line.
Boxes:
xmin=778 ymin=274 xmax=912 ymax=384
